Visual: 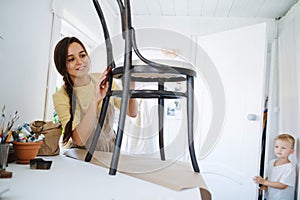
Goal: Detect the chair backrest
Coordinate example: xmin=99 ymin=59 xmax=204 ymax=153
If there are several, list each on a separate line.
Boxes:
xmin=92 ymin=0 xmax=116 ymax=70
xmin=92 ymin=0 xmax=194 ymax=73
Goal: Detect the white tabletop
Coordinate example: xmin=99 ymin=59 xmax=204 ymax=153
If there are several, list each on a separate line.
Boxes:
xmin=0 ymin=154 xmax=200 ymax=200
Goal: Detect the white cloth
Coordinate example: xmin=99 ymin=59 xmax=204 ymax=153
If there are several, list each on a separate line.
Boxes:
xmin=266 ymin=159 xmax=296 ymax=200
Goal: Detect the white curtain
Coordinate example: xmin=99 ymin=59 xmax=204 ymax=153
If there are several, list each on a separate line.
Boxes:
xmin=278 ymin=2 xmax=300 ymax=199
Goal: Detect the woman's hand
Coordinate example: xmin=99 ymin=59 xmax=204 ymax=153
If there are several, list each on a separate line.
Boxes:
xmin=130 ymin=81 xmax=135 ymax=90
xmin=94 ymin=67 xmax=112 ymax=104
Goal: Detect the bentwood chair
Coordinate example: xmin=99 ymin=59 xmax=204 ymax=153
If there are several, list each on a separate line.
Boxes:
xmin=85 ymin=0 xmax=200 ymax=175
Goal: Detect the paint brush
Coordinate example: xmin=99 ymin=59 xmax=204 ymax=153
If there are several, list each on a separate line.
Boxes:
xmin=4 ymin=130 xmax=12 ymax=143
xmin=0 ymin=105 xmax=5 ymax=137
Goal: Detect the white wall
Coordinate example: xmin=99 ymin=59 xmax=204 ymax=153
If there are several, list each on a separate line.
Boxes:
xmin=52 ymin=0 xmax=120 ymax=45
xmin=277 ymin=2 xmax=300 ymax=199
xmin=0 ymin=0 xmax=53 ymax=123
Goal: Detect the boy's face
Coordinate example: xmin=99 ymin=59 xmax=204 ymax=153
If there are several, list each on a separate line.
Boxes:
xmin=274 ymin=139 xmax=294 ymax=159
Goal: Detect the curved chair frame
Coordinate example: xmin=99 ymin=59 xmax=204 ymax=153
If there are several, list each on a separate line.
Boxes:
xmin=85 ymin=0 xmax=200 ymax=175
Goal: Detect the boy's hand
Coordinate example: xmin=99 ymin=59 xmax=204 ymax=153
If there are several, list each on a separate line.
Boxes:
xmin=258 ymin=185 xmax=268 ymax=195
xmin=253 ymin=176 xmax=265 ymax=184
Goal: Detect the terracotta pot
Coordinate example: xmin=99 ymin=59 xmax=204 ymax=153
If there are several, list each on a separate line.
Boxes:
xmin=12 ymin=141 xmax=42 ymax=164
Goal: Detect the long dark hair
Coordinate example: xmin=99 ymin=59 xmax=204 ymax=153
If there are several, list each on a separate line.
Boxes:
xmin=53 ymin=37 xmax=88 ymax=144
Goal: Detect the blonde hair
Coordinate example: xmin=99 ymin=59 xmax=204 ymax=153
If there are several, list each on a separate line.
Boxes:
xmin=275 ymin=133 xmax=295 ymax=149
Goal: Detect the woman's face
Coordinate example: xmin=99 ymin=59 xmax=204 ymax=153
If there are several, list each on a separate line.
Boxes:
xmin=66 ymin=42 xmax=90 ymax=80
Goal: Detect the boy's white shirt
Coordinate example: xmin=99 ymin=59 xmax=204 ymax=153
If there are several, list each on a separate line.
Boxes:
xmin=266 ymin=159 xmax=296 ymax=200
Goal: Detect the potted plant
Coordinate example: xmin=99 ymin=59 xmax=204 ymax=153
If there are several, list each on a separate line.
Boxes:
xmin=12 ymin=123 xmax=43 ymax=164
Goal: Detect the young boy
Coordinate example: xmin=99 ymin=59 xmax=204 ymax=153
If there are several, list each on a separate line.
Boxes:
xmin=253 ymin=133 xmax=296 ymax=200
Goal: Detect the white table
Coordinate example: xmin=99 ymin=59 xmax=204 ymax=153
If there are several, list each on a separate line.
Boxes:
xmin=0 ymin=154 xmax=200 ymax=200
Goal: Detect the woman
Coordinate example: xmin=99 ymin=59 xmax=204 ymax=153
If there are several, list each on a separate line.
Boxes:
xmin=53 ymin=37 xmax=137 ymax=152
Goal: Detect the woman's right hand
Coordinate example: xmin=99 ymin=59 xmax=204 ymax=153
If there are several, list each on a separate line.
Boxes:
xmin=94 ymin=67 xmax=112 ymax=103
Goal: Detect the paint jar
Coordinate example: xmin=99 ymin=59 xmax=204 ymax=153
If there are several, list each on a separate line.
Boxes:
xmin=0 ymin=143 xmax=10 ymax=171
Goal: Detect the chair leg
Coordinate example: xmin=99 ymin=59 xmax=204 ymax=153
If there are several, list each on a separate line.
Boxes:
xmin=85 ymin=96 xmax=111 ymax=162
xmin=109 ymin=89 xmax=131 ymax=175
xmin=109 ymin=37 xmax=132 ymax=175
xmin=187 ymin=76 xmax=200 ymax=173
xmin=158 ymin=82 xmax=165 ymax=160
xmin=109 ymin=81 xmax=130 ymax=175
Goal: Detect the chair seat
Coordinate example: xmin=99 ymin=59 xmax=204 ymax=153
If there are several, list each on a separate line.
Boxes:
xmin=113 ymin=59 xmax=197 ymax=82
xmin=109 ymin=90 xmax=186 ymax=99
